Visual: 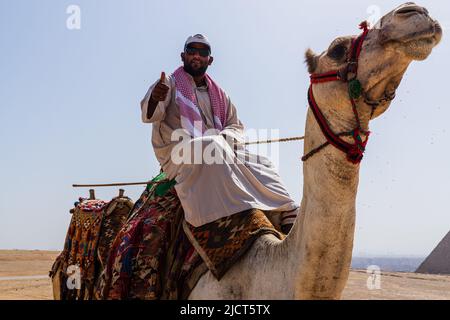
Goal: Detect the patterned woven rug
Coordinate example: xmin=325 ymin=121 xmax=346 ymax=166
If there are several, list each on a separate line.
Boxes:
xmin=50 ymin=198 xmax=108 ymax=300
xmin=95 ymin=173 xmax=206 ymax=300
xmin=183 ymin=208 xmax=284 ymax=280
xmin=90 ymin=173 xmax=285 ymax=299
xmin=50 ymin=196 xmax=134 ymax=300
xmin=96 ymin=196 xmax=134 ymax=277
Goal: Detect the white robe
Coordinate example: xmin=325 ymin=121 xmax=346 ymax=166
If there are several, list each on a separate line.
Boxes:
xmin=141 ymin=73 xmax=298 ymax=227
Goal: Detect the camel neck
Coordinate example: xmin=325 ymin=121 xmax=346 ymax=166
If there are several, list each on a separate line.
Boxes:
xmin=287 ymin=109 xmax=361 ymax=299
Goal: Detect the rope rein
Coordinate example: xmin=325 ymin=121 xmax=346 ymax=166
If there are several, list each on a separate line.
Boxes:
xmin=241 ymin=136 xmax=304 ymax=146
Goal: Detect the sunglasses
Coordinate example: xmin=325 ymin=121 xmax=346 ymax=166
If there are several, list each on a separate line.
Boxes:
xmin=185 ymin=46 xmax=210 ymax=57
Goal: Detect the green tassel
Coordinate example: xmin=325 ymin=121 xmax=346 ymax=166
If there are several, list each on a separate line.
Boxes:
xmin=153 ymin=172 xmax=167 ymax=182
xmin=155 ymin=179 xmax=177 ymax=197
xmin=348 ymin=79 xmax=362 ymax=99
xmin=146 ymin=172 xmax=167 ymax=191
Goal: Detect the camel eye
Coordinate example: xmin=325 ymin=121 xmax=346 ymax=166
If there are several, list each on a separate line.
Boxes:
xmin=328 ymin=44 xmax=347 ymax=60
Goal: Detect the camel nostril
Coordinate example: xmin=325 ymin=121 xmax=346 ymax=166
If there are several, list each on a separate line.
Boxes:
xmin=395 ymin=4 xmax=426 ymax=16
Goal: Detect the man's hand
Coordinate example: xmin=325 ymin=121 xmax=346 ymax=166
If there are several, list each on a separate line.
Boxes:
xmin=146 ymin=72 xmax=169 ymax=120
xmin=150 ymin=72 xmax=169 ymax=102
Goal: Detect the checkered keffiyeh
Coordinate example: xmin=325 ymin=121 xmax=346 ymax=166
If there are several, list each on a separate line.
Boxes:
xmin=172 ymin=67 xmax=228 ymax=137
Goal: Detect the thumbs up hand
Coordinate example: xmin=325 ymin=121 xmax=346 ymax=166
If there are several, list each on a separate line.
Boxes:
xmin=150 ymin=72 xmax=169 ymax=102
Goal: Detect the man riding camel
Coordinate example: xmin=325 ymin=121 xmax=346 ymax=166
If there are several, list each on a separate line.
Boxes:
xmin=141 ymin=34 xmax=298 ymax=233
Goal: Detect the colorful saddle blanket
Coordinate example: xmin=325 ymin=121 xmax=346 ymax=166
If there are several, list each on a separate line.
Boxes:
xmin=95 ymin=172 xmax=283 ymax=299
xmin=50 ymin=196 xmax=133 ymax=300
xmin=184 ymin=208 xmax=284 ymax=280
xmin=95 ymin=173 xmax=206 ymax=300
xmin=97 ymin=197 xmax=134 ymax=274
xmin=50 ymin=198 xmax=108 ymax=300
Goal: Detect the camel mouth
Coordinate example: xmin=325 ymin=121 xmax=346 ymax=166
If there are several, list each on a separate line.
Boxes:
xmin=401 ymin=37 xmax=435 ymax=60
xmin=382 ymin=21 xmax=442 ymax=61
xmin=395 ymin=21 xmax=442 ymax=45
xmin=378 ymin=3 xmax=443 ymax=60
xmin=381 ymin=19 xmax=442 ymax=42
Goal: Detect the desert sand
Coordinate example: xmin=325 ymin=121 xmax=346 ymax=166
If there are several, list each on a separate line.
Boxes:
xmin=1 ymin=250 xmax=450 ymax=300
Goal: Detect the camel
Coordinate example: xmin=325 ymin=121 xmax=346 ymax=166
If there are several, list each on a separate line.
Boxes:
xmin=188 ymin=2 xmax=442 ymax=299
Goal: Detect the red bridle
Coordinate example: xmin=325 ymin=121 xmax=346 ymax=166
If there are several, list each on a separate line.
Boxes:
xmin=302 ymin=22 xmax=371 ymax=164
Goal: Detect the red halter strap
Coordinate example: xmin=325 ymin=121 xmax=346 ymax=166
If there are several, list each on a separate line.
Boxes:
xmin=303 ymin=22 xmax=371 ymax=164
xmin=310 ymin=71 xmax=342 ymax=83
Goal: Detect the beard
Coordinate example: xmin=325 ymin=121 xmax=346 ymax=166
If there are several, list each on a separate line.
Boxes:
xmin=183 ymin=61 xmax=209 ymax=77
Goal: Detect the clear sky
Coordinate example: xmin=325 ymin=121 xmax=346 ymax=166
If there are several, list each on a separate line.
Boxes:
xmin=0 ymin=0 xmax=449 ymax=257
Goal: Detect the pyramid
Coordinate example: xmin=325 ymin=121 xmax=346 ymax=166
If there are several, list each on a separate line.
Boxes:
xmin=416 ymin=231 xmax=450 ymax=274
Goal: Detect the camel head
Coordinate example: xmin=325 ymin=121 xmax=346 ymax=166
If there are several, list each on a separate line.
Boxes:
xmin=305 ymin=2 xmax=442 ymax=124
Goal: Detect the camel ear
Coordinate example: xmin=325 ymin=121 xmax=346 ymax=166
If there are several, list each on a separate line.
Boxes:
xmin=305 ymin=48 xmax=318 ymax=74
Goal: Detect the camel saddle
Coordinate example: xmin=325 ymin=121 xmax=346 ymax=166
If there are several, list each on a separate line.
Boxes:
xmin=95 ymin=172 xmax=283 ymax=299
